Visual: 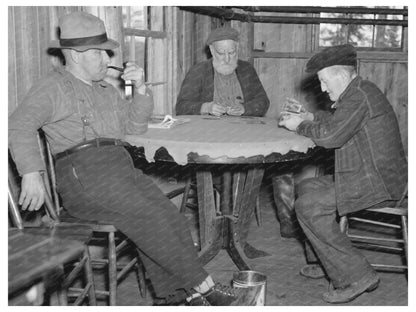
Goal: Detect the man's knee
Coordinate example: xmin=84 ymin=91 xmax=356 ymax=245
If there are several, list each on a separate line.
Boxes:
xmin=295 ymin=194 xmax=313 ymax=220
xmin=295 ymin=190 xmax=333 ymax=221
xmin=296 ymin=177 xmax=319 ymax=198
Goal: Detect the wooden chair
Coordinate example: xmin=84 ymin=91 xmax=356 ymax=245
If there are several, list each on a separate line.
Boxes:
xmin=38 ymin=135 xmax=147 ymax=305
xmin=8 ymin=161 xmax=97 ymax=306
xmin=339 ymin=185 xmax=408 ymax=273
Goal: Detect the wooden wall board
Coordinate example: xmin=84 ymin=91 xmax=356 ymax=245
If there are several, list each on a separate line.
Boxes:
xmin=254 ymin=58 xmax=309 ymax=118
xmin=359 ymin=61 xmax=408 ymax=154
xmin=148 ymin=7 xmax=167 ymax=116
xmin=194 ymin=14 xmax=212 ymax=64
xmin=253 ymin=13 xmax=311 ymax=52
xmin=8 ymin=7 xmax=17 ymax=114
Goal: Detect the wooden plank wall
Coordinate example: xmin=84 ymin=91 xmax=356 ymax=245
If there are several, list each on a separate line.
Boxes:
xmin=8 ymin=6 xmax=75 ymax=114
xmin=9 ymin=7 xmax=407 ymax=154
xmin=8 ymin=6 xmax=123 ymax=115
xmin=250 ymin=20 xmax=408 ymax=154
xmin=174 ymin=10 xmax=407 ymax=154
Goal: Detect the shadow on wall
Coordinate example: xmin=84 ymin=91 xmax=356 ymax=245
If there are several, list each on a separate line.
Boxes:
xmin=298 ymin=74 xmax=333 ymax=113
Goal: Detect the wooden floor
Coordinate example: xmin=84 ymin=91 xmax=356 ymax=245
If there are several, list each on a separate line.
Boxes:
xmin=91 ymin=179 xmax=408 ymax=306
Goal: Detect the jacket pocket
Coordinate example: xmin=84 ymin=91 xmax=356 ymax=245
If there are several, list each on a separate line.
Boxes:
xmin=335 ymin=139 xmax=362 ymax=173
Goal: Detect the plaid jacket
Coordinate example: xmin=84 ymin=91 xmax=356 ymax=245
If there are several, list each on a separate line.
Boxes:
xmin=297 ymin=76 xmax=407 ymax=215
xmin=175 ymin=59 xmax=269 ymax=117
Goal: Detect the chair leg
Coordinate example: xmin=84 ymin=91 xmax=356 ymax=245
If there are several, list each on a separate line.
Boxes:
xmin=179 ymin=176 xmax=192 ymax=213
xmin=255 ymin=196 xmax=262 ymax=226
xmin=83 ymin=246 xmax=97 ymax=305
xmin=57 ymin=266 xmax=68 ymax=306
xmin=135 ymin=256 xmax=147 ymax=298
xmin=401 ymin=215 xmax=408 ymax=266
xmin=108 ymin=231 xmax=117 ymax=306
xmin=339 ymin=215 xmax=348 ymax=234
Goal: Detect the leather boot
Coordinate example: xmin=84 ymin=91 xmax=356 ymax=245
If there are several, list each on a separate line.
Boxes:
xmin=272 ymin=172 xmax=299 ymax=238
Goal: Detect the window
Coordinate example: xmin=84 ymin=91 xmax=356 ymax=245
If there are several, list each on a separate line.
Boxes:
xmin=319 ymin=7 xmax=405 ymax=50
xmin=122 ymin=7 xmax=147 ymax=70
xmin=122 ymin=6 xmax=169 ymax=115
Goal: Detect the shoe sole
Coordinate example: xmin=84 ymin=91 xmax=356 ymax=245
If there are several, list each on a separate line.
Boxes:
xmin=299 ymin=266 xmax=325 ymax=279
xmin=323 ymin=279 xmax=379 ymax=304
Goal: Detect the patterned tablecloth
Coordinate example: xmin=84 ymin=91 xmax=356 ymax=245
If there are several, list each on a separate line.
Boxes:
xmin=126 ymin=115 xmax=315 ymax=165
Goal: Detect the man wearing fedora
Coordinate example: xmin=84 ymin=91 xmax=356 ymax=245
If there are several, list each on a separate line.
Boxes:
xmin=279 ymin=44 xmax=407 ymax=303
xmin=9 ymin=11 xmax=246 ymax=306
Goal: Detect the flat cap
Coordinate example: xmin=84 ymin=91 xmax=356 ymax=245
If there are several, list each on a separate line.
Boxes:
xmin=306 ymin=44 xmax=357 ymax=74
xmin=206 ymin=27 xmax=239 ymax=45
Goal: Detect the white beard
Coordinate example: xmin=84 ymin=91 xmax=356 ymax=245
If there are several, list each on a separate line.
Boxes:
xmin=213 ymin=58 xmax=238 ymax=76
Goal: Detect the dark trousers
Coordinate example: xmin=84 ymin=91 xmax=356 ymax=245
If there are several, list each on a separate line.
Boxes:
xmin=271 ymin=172 xmax=299 ymax=237
xmin=295 ymin=175 xmax=375 ymax=288
xmin=55 ymin=145 xmax=208 ymax=297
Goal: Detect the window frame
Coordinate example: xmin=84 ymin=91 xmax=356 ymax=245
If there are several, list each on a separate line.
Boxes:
xmin=122 ymin=6 xmax=170 ymax=115
xmin=311 ymin=7 xmax=407 ymax=55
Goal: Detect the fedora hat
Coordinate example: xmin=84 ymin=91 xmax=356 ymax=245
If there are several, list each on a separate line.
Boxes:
xmin=49 ymin=12 xmax=119 ymax=51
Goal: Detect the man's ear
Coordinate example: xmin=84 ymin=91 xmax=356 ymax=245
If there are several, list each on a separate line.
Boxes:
xmin=69 ymin=49 xmax=80 ymax=63
xmin=208 ymin=45 xmax=214 ymax=56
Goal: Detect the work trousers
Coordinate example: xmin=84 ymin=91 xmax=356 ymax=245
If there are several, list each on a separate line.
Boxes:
xmin=295 ymin=175 xmax=375 ymax=288
xmin=55 ymin=145 xmax=208 ymax=297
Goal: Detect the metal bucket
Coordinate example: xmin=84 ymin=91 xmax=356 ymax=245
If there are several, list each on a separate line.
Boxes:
xmin=233 ymin=270 xmax=267 ymax=306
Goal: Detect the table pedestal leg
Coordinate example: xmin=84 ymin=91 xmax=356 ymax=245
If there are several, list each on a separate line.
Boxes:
xmin=196 ymin=171 xmax=223 ymax=264
xmin=232 ymin=167 xmax=270 ymax=259
xmin=196 ymin=166 xmax=268 ymax=270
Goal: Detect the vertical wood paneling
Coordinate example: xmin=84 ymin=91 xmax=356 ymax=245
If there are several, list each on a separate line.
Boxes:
xmin=359 ymin=61 xmax=408 ymax=154
xmin=194 ymin=14 xmax=212 ymax=63
xmin=178 ymin=11 xmax=195 ymax=82
xmin=254 ymin=13 xmax=311 ymax=52
xmin=9 ymin=6 xmax=81 ymax=114
xmin=9 ymin=6 xmax=408 ymax=147
xmin=166 ymin=6 xmax=178 ymax=115
xmin=37 ymin=7 xmax=52 ymax=76
xmin=149 ymin=7 xmax=166 ymax=116
xmin=14 ymin=7 xmax=39 ymax=102
xmin=255 ymin=58 xmax=309 ymax=118
xmin=231 ymin=20 xmax=253 ymax=62
xmin=8 ymin=7 xmax=17 ymax=114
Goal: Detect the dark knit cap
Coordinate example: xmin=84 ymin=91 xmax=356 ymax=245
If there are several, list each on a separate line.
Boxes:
xmin=206 ymin=27 xmax=239 ymax=45
xmin=306 ymin=44 xmax=357 ymax=74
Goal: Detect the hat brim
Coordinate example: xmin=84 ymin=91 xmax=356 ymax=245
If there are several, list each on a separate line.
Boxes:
xmin=48 ymin=38 xmax=119 ymax=52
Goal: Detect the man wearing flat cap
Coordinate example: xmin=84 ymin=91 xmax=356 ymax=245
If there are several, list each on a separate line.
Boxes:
xmin=175 ymin=27 xmax=303 ymax=248
xmin=176 ymin=26 xmax=269 ymax=116
xmin=9 ymin=11 xmax=247 ymax=306
xmin=279 ymin=44 xmax=407 ymax=303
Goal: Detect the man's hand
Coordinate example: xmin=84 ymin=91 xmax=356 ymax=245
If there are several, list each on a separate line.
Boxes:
xmin=122 ymin=62 xmax=146 ymax=95
xmin=278 ymin=113 xmax=305 ymax=131
xmin=300 ymin=111 xmax=314 ymax=121
xmin=227 ymin=103 xmax=245 ymax=116
xmin=200 ymin=102 xmax=227 ymax=116
xmin=19 ymin=171 xmax=46 ymax=211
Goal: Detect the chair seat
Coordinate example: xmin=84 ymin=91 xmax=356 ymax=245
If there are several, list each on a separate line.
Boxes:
xmin=365 ymin=206 xmax=407 ymax=216
xmin=339 ymin=188 xmax=408 ymax=274
xmin=57 ymin=211 xmax=147 ymax=304
xmin=59 ymin=212 xmax=118 ymax=233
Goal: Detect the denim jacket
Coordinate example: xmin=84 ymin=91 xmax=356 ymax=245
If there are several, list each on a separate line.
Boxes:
xmin=297 ymin=76 xmax=407 ymax=215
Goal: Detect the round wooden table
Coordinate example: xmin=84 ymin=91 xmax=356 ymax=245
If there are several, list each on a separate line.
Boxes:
xmin=126 ymin=115 xmax=316 ymax=270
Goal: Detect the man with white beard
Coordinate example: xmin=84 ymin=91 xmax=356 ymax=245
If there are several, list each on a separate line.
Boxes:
xmin=175 ymin=28 xmax=301 ymax=258
xmin=176 ymin=27 xmax=269 ymax=117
